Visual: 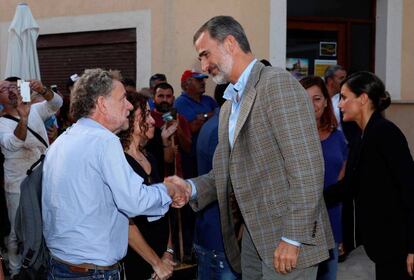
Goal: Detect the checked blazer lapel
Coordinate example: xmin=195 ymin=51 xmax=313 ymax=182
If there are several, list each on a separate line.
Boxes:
xmin=231 ymin=62 xmax=263 ymax=148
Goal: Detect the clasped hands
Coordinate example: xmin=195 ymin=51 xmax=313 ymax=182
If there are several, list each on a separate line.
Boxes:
xmin=163 ymin=176 xmax=192 ymax=208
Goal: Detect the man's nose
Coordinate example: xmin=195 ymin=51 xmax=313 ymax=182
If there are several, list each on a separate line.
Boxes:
xmin=200 ymin=60 xmax=209 ymax=73
xmin=126 ymin=100 xmax=133 ymax=110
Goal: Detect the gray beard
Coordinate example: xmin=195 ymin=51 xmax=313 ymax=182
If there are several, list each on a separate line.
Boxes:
xmin=212 ymin=72 xmax=228 ymax=85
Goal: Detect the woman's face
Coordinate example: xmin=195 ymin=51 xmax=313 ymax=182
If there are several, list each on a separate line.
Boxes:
xmin=134 ymin=102 xmax=155 ymax=141
xmin=338 ymin=83 xmax=363 ymax=122
xmin=306 ymin=85 xmax=327 ymax=123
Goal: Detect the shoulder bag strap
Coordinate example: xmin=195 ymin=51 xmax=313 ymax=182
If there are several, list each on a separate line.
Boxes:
xmin=2 ymin=114 xmax=48 ymax=148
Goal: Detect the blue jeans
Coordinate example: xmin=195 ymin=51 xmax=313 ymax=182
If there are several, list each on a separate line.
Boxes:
xmin=317 ymin=243 xmax=339 ymax=280
xmin=48 ymin=258 xmax=121 ymax=280
xmin=194 ymin=244 xmax=241 ymax=280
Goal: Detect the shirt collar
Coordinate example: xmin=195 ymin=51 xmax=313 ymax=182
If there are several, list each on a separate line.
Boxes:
xmin=223 ymin=59 xmax=257 ymax=103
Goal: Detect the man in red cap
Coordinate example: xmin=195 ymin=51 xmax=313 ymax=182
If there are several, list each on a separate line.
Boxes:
xmin=174 ymin=70 xmax=218 ymax=179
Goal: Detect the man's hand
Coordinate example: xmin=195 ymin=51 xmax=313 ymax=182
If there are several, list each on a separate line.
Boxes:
xmin=164 ymin=176 xmax=192 ymax=208
xmin=29 ymin=80 xmax=54 ymax=101
xmin=150 ymin=253 xmax=175 ymax=280
xmin=273 ymin=240 xmax=300 ymax=274
xmin=407 ymin=253 xmax=414 ymax=277
xmin=15 ymin=93 xmax=30 ymax=119
xmin=47 ymin=125 xmax=58 ymax=142
xmin=28 ymin=80 xmax=45 ymax=94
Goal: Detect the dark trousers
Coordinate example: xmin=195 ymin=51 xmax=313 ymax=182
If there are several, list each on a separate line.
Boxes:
xmin=375 ymin=259 xmax=413 ymax=280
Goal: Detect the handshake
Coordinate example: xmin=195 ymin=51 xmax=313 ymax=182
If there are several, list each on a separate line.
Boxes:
xmin=163 ymin=176 xmax=192 ymax=208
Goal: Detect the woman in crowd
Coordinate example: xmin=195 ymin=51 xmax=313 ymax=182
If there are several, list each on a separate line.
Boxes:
xmin=325 ymin=71 xmax=414 ymax=280
xmin=118 ymin=92 xmax=177 ymax=280
xmin=300 ymin=76 xmax=347 ymax=280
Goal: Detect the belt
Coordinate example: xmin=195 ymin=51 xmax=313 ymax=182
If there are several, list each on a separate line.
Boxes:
xmin=53 ymin=257 xmax=120 ymax=273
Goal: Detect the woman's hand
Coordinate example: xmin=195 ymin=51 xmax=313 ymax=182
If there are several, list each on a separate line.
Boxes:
xmin=161 ymin=121 xmax=178 ymax=141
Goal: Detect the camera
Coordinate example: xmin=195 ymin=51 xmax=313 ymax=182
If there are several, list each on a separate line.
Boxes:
xmin=162 ymin=108 xmax=177 ymax=123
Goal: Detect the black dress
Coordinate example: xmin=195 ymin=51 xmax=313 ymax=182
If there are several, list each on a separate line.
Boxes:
xmin=123 ymin=152 xmax=170 ymax=280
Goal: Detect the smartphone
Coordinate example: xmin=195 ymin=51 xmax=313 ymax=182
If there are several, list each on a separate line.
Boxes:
xmin=18 ymin=80 xmax=31 ymax=102
xmin=50 ymin=85 xmax=58 ymax=94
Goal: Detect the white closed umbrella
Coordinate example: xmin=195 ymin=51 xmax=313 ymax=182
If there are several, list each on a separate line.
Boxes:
xmin=5 ymin=3 xmax=41 ymax=80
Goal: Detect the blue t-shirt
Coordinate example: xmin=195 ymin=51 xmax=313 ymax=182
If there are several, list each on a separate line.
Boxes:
xmin=174 ymin=92 xmax=218 ymax=122
xmin=321 ymin=129 xmax=348 ymax=242
xmin=175 ymin=92 xmax=218 ymax=178
xmin=194 ymin=109 xmax=225 ymax=251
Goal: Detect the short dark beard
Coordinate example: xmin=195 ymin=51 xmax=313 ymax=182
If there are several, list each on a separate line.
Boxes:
xmin=155 ymin=101 xmax=171 ymax=113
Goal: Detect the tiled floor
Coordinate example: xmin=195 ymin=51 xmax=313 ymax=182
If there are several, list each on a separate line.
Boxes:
xmin=337 ymin=246 xmax=375 ymax=280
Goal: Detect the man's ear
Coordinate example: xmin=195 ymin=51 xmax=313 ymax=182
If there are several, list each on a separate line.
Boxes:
xmin=224 ymin=35 xmax=237 ymax=53
xmin=96 ymin=95 xmax=108 ymax=114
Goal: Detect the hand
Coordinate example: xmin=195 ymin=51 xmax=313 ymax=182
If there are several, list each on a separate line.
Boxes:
xmin=29 ymin=80 xmax=45 ymax=94
xmin=15 ymin=93 xmax=31 ymax=119
xmin=407 ymin=253 xmax=414 ymax=277
xmin=47 ymin=125 xmax=58 ymax=141
xmin=273 ymin=240 xmax=300 ymax=274
xmin=164 ymin=176 xmax=191 ymax=208
xmin=150 ymin=253 xmax=175 ymax=280
xmin=161 ymin=121 xmax=178 ymax=140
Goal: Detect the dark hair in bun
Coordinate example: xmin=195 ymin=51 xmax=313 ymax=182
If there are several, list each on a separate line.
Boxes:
xmin=341 ymin=71 xmax=391 ymax=112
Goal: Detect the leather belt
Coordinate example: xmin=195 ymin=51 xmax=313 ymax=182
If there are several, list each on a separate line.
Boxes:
xmin=53 ymin=257 xmax=120 ymax=273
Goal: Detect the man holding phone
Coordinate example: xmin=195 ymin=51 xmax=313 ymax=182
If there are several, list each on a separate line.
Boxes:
xmin=0 ymin=78 xmax=62 ymax=279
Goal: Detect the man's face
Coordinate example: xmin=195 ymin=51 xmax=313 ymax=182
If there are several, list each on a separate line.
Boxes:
xmin=104 ymin=80 xmax=133 ymax=133
xmin=185 ymin=77 xmax=206 ymax=96
xmin=154 ymin=87 xmax=174 ymax=113
xmin=195 ymin=31 xmax=234 ymax=84
xmin=0 ymin=81 xmax=18 ymax=106
xmin=332 ymin=69 xmax=347 ymax=93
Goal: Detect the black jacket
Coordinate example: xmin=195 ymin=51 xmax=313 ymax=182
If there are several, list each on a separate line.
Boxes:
xmin=325 ymin=111 xmax=414 ymax=264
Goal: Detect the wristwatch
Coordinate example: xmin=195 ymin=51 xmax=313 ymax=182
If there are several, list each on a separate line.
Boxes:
xmin=203 ymin=113 xmax=208 ymax=119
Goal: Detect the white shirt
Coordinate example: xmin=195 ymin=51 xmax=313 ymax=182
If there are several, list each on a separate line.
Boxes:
xmin=0 ymin=93 xmax=62 ymax=193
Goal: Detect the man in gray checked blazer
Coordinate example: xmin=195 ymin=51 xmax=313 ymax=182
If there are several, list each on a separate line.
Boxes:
xmin=168 ymin=16 xmax=334 ymax=279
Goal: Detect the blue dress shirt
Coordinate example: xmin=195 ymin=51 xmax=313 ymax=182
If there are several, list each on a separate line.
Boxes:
xmin=42 ymin=118 xmax=172 ymax=266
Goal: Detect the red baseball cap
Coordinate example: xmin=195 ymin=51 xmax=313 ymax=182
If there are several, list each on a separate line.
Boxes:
xmin=181 ymin=70 xmax=208 ymax=82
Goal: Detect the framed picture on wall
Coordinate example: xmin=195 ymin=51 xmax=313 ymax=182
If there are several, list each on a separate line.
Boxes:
xmin=286 ymin=58 xmax=309 ymax=80
xmin=320 ymin=42 xmax=337 ymax=56
xmin=314 ymin=59 xmax=337 ymax=77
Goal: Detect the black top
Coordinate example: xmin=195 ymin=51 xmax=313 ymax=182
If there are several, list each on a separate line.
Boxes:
xmin=325 ymin=112 xmax=414 ymax=264
xmin=123 ymin=152 xmax=170 ymax=279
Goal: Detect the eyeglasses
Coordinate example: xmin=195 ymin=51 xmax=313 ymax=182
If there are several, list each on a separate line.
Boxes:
xmin=0 ymin=85 xmax=18 ymax=93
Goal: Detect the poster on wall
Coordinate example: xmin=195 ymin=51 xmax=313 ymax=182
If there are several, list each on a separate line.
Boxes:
xmin=320 ymin=42 xmax=337 ymax=56
xmin=314 ymin=59 xmax=337 ymax=77
xmin=286 ymin=58 xmax=309 ymax=80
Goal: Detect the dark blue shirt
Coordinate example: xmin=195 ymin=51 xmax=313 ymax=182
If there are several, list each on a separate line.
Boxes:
xmin=322 ymin=129 xmax=348 ymax=242
xmin=195 ymin=109 xmax=225 ymax=251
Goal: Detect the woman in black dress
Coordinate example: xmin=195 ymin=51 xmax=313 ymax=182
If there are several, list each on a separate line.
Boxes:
xmin=118 ymin=92 xmax=178 ymax=280
xmin=325 ymin=71 xmax=414 ymax=280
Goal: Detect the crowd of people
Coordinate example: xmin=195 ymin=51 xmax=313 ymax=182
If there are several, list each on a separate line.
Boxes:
xmin=0 ymin=15 xmax=414 ymax=280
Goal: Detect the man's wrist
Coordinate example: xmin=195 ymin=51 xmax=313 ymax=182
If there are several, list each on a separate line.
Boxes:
xmin=40 ymin=86 xmax=48 ymax=96
xmin=19 ymin=116 xmax=28 ymax=124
